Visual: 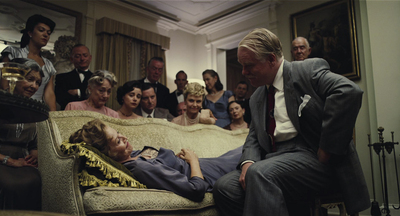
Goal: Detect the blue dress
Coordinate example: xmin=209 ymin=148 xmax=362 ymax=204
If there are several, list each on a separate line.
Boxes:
xmin=203 ymin=90 xmax=233 ymax=128
xmin=123 ymin=146 xmax=242 ymax=202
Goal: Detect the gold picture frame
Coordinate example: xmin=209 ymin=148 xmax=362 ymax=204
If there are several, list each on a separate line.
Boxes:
xmin=291 ymin=0 xmax=360 ymax=80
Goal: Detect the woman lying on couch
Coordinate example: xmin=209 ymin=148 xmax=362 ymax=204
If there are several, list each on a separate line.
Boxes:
xmin=69 ymin=119 xmax=242 ymax=202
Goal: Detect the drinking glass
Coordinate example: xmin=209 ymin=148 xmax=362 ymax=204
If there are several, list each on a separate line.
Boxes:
xmin=0 ymin=62 xmax=30 ymax=94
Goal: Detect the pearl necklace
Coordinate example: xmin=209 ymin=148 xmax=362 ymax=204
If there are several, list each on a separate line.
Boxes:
xmin=184 ymin=112 xmax=200 ymax=126
xmin=231 ymin=121 xmax=247 ymax=129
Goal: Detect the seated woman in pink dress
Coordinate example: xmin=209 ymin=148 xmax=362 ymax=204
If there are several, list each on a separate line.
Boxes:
xmin=171 ymin=82 xmax=216 ymax=126
xmin=65 ymin=70 xmax=119 ymax=118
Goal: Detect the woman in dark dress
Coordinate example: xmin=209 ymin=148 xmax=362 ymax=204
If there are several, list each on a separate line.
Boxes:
xmin=0 ymin=58 xmax=44 ymax=210
xmin=69 ymin=119 xmax=242 ymax=202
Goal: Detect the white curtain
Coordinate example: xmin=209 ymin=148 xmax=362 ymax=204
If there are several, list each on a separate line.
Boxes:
xmin=129 ymin=39 xmax=141 ymax=80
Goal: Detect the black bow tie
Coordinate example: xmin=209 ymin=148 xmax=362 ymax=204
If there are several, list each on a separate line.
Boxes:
xmin=77 ymin=69 xmax=87 ymax=74
xmin=177 ymin=91 xmax=183 ymax=96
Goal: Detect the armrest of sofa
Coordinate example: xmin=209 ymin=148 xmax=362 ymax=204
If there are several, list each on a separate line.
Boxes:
xmin=38 ymin=119 xmax=86 ymax=216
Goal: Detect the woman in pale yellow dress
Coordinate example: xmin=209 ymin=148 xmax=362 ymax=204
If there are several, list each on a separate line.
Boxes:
xmin=171 ymin=82 xmax=216 ymax=126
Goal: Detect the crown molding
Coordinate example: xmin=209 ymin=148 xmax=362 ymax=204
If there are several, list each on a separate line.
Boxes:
xmin=196 ymin=1 xmax=275 ymax=35
xmin=110 ymin=0 xmax=279 ymax=36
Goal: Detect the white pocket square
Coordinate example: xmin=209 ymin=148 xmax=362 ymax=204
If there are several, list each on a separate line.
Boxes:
xmin=298 ymin=94 xmax=311 ymax=117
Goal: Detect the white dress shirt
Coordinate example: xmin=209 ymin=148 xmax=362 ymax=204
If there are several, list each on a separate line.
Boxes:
xmin=141 ymin=108 xmax=154 ymax=118
xmin=271 ymin=60 xmax=298 ymax=142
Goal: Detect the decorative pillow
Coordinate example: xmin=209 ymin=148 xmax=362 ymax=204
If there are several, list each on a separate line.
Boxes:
xmin=60 ymin=141 xmax=146 ymax=189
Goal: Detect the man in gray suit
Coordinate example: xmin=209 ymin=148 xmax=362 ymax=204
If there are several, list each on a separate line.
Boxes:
xmin=134 ymin=83 xmax=174 ymax=121
xmin=213 ymin=28 xmax=369 ymax=216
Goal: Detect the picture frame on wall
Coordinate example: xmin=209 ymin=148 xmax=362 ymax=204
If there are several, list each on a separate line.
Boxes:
xmin=291 ymin=0 xmax=360 ymax=80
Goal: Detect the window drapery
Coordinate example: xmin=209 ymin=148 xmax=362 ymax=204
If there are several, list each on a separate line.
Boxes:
xmin=95 ymin=17 xmax=170 ymax=111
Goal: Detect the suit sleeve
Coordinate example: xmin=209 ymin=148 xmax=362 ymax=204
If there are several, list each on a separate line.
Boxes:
xmin=309 ymin=59 xmax=363 ymax=155
xmin=238 ymin=88 xmax=265 ymax=167
xmin=55 ymin=73 xmax=80 ymax=110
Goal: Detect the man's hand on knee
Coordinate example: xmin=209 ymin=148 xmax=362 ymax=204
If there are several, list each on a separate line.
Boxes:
xmin=317 ymin=148 xmax=331 ymax=164
xmin=239 ymin=162 xmax=253 ymax=190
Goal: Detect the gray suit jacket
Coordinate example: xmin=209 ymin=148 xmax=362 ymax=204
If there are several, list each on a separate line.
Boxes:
xmin=240 ymin=58 xmax=370 ymax=214
xmin=134 ymin=107 xmax=174 ymax=121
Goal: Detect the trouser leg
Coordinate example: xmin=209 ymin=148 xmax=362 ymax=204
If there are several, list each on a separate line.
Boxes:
xmin=214 ymin=147 xmax=335 ymax=216
xmin=213 ymin=169 xmax=244 ymax=216
xmin=243 ymin=148 xmax=334 ymax=216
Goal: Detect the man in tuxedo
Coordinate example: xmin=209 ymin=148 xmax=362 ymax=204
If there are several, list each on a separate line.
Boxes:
xmin=213 ymin=28 xmax=370 ymax=216
xmin=291 ymin=36 xmax=312 ymax=61
xmin=167 ymin=70 xmax=188 ymax=116
xmin=134 ymin=83 xmax=174 ymax=121
xmin=55 ymin=44 xmax=93 ymax=110
xmin=138 ymin=57 xmax=170 ymax=109
xmin=230 ymin=81 xmax=251 ymax=124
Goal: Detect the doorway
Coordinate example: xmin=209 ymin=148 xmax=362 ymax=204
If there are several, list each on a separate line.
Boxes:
xmin=226 ymin=48 xmax=257 ymax=98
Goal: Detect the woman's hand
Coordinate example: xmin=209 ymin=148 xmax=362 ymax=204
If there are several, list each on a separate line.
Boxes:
xmin=176 ymin=148 xmax=199 ymax=164
xmin=8 ymin=158 xmax=36 ymax=168
xmin=25 ymin=150 xmax=38 ymax=167
xmin=25 ymin=155 xmax=38 ymax=167
xmin=199 ymin=109 xmax=217 ymax=124
xmin=176 ymin=148 xmax=204 ymax=180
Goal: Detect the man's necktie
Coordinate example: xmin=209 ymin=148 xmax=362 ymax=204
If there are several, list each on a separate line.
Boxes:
xmin=177 ymin=91 xmax=183 ymax=96
xmin=267 ymin=86 xmax=276 ymax=152
xmin=147 ymin=115 xmax=152 ymax=118
xmin=150 ymin=83 xmax=158 ymax=93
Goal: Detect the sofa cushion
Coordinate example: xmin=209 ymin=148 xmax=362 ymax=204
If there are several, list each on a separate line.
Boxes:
xmin=60 ymin=141 xmax=146 ymax=189
xmin=83 ymin=187 xmax=218 ymax=215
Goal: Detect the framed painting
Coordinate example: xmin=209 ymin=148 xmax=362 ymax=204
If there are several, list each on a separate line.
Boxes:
xmin=291 ymin=0 xmax=360 ymax=80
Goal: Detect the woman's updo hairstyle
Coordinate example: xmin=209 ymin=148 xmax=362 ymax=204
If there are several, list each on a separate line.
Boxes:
xmin=69 ymin=119 xmax=110 ymax=156
xmin=183 ymin=82 xmax=207 ymax=101
xmin=20 ymin=14 xmax=56 ymax=48
xmin=202 ymin=69 xmax=223 ymax=92
xmin=116 ymin=81 xmax=142 ymax=105
xmin=87 ymin=70 xmax=117 ymax=95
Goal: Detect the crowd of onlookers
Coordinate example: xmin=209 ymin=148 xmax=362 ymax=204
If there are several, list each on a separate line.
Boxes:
xmin=56 ymin=53 xmax=252 ymax=130
xmin=0 ymin=14 xmax=369 ymax=216
xmin=0 ymin=14 xmax=251 ymax=210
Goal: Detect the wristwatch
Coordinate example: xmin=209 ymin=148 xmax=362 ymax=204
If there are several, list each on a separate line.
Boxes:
xmin=2 ymin=156 xmax=9 ymax=165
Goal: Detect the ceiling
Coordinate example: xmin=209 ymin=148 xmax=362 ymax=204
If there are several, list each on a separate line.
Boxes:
xmin=120 ymin=0 xmax=262 ymax=27
xmin=0 ymin=0 xmax=263 ymax=51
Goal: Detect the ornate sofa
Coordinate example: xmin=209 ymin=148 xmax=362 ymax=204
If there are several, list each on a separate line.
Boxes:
xmin=37 ymin=111 xmax=248 ymax=215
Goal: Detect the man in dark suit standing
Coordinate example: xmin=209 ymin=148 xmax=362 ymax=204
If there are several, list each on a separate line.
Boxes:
xmin=134 ymin=83 xmax=174 ymax=121
xmin=213 ymin=28 xmax=369 ymax=216
xmin=138 ymin=57 xmax=170 ymax=109
xmin=167 ymin=70 xmax=188 ymax=116
xmin=55 ymin=44 xmax=93 ymax=110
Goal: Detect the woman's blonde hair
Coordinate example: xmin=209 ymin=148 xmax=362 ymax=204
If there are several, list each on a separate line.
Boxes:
xmin=87 ymin=70 xmax=118 ymax=95
xmin=69 ymin=119 xmax=110 ymax=155
xmin=183 ymin=82 xmax=207 ymax=101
